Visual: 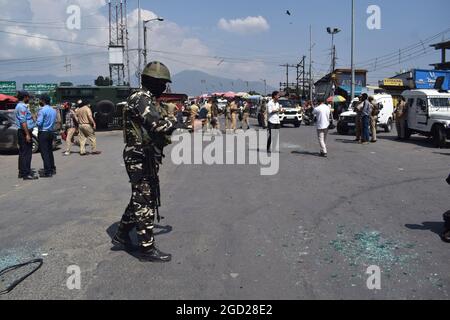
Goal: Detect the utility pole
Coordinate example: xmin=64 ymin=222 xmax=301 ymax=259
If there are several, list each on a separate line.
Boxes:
xmin=302 ymin=56 xmax=306 ymax=99
xmin=137 ymin=0 xmax=142 ymax=86
xmin=351 ymin=0 xmax=356 ymax=101
xmin=280 ymin=63 xmax=297 ymax=93
xmin=309 ymin=36 xmax=312 ymax=102
xmin=108 ymin=0 xmax=126 ymax=86
xmin=124 ymin=0 xmax=130 ymax=85
xmin=64 ymin=57 xmax=72 ymax=73
xmin=260 ymin=79 xmax=267 ymax=96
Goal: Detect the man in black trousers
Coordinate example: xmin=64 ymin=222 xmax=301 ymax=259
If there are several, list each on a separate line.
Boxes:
xmin=36 ymin=95 xmax=57 ymax=178
xmin=15 ymin=91 xmax=38 ymax=180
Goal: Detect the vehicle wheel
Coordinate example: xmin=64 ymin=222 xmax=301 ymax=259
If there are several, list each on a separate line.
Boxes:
xmin=32 ymin=136 xmax=39 ymax=154
xmin=433 ymin=125 xmax=446 ymax=148
xmin=384 ymin=119 xmax=393 ymax=133
xmin=294 ymin=122 xmax=301 ymax=128
xmin=96 ymin=100 xmax=116 ymax=129
xmin=337 ymin=122 xmax=349 ymax=135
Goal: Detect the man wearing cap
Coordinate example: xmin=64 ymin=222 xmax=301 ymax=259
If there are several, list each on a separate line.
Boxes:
xmin=36 ymin=95 xmax=57 ymax=178
xmin=113 ymin=61 xmax=176 ymax=263
xmin=76 ymin=101 xmax=101 ymax=156
xmin=63 ymin=102 xmax=79 ymax=156
xmin=15 ymin=91 xmax=38 ymax=180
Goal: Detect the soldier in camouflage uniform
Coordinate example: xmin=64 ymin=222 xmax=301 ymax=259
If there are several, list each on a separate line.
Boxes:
xmin=442 ymin=174 xmax=450 ymax=243
xmin=112 ymin=62 xmax=176 ymax=262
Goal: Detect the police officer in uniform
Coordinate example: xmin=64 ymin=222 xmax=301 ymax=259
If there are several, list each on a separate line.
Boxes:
xmin=112 ymin=61 xmax=176 ymax=262
xmin=15 ymin=91 xmax=38 ymax=180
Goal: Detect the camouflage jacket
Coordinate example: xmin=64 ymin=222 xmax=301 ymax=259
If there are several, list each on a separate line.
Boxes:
xmin=123 ymin=89 xmax=176 ymax=155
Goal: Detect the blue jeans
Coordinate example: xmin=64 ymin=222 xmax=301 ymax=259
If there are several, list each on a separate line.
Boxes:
xmin=362 ymin=115 xmax=370 ymax=142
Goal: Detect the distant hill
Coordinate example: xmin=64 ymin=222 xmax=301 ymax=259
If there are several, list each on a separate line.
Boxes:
xmin=171 ymin=70 xmax=276 ymax=96
xmin=4 ymin=70 xmax=276 ymax=96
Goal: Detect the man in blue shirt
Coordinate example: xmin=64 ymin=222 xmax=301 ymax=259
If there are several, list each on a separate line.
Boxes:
xmin=15 ymin=91 xmax=38 ymax=180
xmin=36 ymin=94 xmax=57 ymax=178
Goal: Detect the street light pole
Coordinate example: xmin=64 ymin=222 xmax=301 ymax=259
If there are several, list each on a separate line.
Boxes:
xmin=327 ymin=27 xmax=341 ymax=98
xmin=143 ymin=24 xmax=148 ymax=67
xmin=327 ymin=27 xmax=341 ymax=72
xmin=351 ymin=0 xmax=356 ymax=101
xmin=143 ymin=17 xmax=164 ymax=68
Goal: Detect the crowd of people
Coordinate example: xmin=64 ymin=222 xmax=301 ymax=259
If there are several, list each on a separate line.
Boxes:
xmin=186 ymin=96 xmax=254 ymax=133
xmin=14 ymin=91 xmax=101 ymax=181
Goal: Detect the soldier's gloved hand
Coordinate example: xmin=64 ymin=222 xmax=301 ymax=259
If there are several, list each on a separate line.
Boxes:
xmin=154 ymin=119 xmax=176 ymax=136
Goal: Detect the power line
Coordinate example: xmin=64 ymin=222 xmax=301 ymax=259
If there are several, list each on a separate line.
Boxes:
xmin=0 ymin=29 xmax=107 ymax=48
xmin=0 ymin=51 xmax=106 ymax=65
xmin=355 ymin=28 xmax=450 ymax=68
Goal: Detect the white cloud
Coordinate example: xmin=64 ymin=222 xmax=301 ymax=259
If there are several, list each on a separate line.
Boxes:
xmin=218 ymin=16 xmax=270 ymax=35
xmin=0 ymin=2 xmax=272 ymax=86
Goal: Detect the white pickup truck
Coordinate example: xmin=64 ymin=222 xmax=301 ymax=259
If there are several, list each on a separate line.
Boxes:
xmin=337 ymin=93 xmax=394 ymax=135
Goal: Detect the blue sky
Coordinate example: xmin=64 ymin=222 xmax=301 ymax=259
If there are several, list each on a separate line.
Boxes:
xmin=0 ymin=0 xmax=449 ymax=88
xmin=135 ymin=0 xmax=450 ymax=84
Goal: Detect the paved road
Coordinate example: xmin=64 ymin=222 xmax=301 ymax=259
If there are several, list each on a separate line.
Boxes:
xmin=0 ymin=120 xmax=449 ymax=300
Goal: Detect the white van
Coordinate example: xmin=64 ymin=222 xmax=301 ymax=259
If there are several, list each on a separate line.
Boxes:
xmin=337 ymin=93 xmax=394 ymax=135
xmin=402 ymin=89 xmax=450 ymax=148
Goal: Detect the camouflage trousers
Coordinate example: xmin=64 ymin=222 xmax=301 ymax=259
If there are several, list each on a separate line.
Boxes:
xmin=118 ymin=146 xmax=160 ymax=249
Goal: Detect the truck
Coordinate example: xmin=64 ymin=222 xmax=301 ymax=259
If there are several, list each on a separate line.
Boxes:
xmin=54 ymin=84 xmax=133 ymax=129
xmin=402 ymin=88 xmax=450 ymax=148
xmin=337 ymin=93 xmax=394 ymax=135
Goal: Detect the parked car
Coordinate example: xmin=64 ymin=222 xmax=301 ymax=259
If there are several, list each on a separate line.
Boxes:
xmin=402 ymin=88 xmax=450 ymax=148
xmin=0 ymin=110 xmax=62 ymax=153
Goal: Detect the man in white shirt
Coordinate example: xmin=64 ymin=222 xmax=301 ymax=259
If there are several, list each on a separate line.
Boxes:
xmin=313 ymin=98 xmax=332 ymax=157
xmin=267 ymin=91 xmax=283 ymax=153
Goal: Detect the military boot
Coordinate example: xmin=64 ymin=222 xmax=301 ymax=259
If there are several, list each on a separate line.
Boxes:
xmin=442 ymin=211 xmax=450 ymax=243
xmin=137 ymin=245 xmax=172 ymax=263
xmin=112 ymin=225 xmax=133 ymax=248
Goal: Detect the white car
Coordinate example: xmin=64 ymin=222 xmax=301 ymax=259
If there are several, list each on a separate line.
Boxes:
xmin=337 ymin=93 xmax=394 ymax=135
xmin=402 ymin=89 xmax=450 ymax=148
xmin=278 ymin=98 xmax=302 ymax=128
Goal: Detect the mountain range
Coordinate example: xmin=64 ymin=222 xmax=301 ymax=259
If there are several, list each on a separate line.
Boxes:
xmin=5 ymin=70 xmax=276 ymax=97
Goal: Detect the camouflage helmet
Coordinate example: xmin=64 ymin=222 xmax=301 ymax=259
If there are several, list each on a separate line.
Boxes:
xmin=142 ymin=61 xmax=172 ymax=83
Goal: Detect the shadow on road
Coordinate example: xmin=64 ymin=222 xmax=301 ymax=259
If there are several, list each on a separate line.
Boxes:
xmin=405 ymin=222 xmax=444 ymax=239
xmin=334 ymin=138 xmax=360 ymax=144
xmin=291 ymin=150 xmax=323 ymax=158
xmin=433 ymin=152 xmax=450 ymax=156
xmin=378 ymin=136 xmax=450 ymax=149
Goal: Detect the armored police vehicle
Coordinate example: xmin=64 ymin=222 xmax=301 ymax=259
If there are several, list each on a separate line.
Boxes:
xmin=54 ymin=83 xmax=133 ymax=129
